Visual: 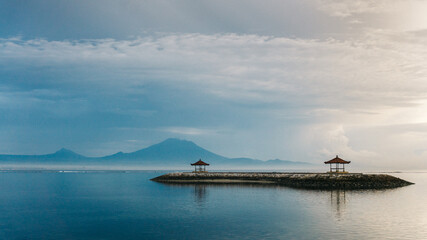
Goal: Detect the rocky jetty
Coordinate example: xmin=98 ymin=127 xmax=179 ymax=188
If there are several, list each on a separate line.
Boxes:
xmin=151 ymin=172 xmax=414 ymax=190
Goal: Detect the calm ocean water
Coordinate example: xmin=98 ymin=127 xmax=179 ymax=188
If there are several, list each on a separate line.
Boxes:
xmin=0 ymin=171 xmax=425 ymax=240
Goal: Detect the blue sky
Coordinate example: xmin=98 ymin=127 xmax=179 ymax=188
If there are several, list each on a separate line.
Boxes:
xmin=1 ymin=0 xmax=427 ymax=168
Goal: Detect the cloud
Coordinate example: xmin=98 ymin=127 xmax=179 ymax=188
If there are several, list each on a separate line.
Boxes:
xmin=159 ymin=127 xmax=219 ymax=136
xmin=315 ymin=0 xmax=398 ymax=18
xmin=298 ymin=124 xmax=377 ymax=162
xmin=1 ymin=32 xmax=427 ymax=167
xmin=1 ymin=31 xmax=426 ymax=109
xmin=315 ymin=0 xmax=427 ymax=31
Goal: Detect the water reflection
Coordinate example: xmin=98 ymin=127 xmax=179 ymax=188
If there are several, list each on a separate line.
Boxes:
xmin=194 ymin=185 xmax=207 ymax=205
xmin=330 ymin=190 xmax=346 ymax=219
xmin=155 ymin=182 xmax=400 ymax=222
xmin=156 ymin=182 xmax=286 ymax=206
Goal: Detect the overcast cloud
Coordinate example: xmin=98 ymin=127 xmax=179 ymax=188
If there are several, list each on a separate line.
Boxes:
xmin=1 ymin=0 xmax=427 ymax=169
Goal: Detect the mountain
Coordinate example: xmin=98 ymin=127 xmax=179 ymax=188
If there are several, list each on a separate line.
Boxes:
xmin=0 ymin=148 xmax=87 ymax=162
xmin=43 ymin=148 xmax=86 ymax=159
xmin=103 ymin=138 xmax=228 ymax=163
xmin=101 ymin=138 xmax=235 ymax=167
xmin=0 ymin=138 xmax=311 ymax=167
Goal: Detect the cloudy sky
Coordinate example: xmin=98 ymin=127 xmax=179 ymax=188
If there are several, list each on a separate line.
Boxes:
xmin=1 ymin=0 xmax=427 ymax=169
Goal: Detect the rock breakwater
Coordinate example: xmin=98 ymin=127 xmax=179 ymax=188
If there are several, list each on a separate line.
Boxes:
xmin=151 ymin=172 xmax=413 ymax=190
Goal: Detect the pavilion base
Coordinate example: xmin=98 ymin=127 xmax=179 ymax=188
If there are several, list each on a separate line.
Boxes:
xmin=193 ymin=171 xmax=208 ymax=173
xmin=327 ymin=171 xmax=349 ymax=174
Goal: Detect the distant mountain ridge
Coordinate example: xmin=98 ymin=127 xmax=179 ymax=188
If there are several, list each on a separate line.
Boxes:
xmin=102 ymin=138 xmax=229 ymax=162
xmin=0 ymin=138 xmax=311 ymax=167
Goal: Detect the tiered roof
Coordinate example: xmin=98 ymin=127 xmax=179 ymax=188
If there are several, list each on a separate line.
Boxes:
xmin=324 ymin=155 xmax=351 ymax=164
xmin=191 ymin=159 xmax=210 ymax=166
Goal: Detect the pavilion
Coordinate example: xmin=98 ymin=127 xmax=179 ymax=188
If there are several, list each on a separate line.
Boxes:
xmin=324 ymin=155 xmax=351 ymax=173
xmin=191 ymin=159 xmax=209 ymax=173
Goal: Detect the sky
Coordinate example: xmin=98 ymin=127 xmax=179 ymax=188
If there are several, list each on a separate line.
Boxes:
xmin=1 ymin=0 xmax=427 ymax=169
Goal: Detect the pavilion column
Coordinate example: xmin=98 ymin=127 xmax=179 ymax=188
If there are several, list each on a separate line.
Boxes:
xmin=191 ymin=160 xmax=210 ymax=173
xmin=325 ymin=156 xmax=350 ymax=174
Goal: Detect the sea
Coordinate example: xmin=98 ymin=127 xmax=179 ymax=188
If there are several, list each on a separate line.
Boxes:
xmin=0 ymin=170 xmax=425 ymax=240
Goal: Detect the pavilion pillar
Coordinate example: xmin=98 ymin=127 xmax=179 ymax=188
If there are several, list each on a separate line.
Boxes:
xmin=325 ymin=156 xmax=350 ymax=174
xmin=191 ymin=160 xmax=210 ymax=173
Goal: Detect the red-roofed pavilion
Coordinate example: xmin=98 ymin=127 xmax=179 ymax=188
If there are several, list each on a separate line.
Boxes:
xmin=324 ymin=155 xmax=351 ymax=173
xmin=191 ymin=159 xmax=209 ymax=172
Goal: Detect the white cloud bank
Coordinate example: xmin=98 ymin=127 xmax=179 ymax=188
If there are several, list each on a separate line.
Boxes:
xmin=2 ymin=32 xmax=425 ymax=106
xmin=316 ymin=0 xmax=427 ymax=31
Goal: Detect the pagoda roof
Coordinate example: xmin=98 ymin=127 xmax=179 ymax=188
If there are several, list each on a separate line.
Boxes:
xmin=324 ymin=155 xmax=351 ymax=164
xmin=191 ymin=159 xmax=210 ymax=166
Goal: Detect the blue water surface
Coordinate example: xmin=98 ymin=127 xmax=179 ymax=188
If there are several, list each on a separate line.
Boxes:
xmin=0 ymin=171 xmax=425 ymax=240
